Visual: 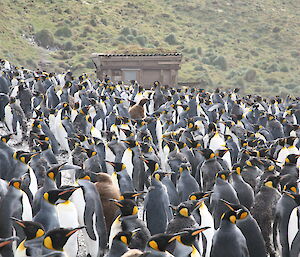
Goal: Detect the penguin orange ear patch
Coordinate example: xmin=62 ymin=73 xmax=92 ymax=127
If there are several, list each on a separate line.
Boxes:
xmin=179 ymin=207 xmax=189 ymax=217
xmin=120 ymin=236 xmax=128 ymax=245
xmin=189 ymin=195 xmax=197 ymax=200
xmin=229 ymin=215 xmax=236 ymax=224
xmin=149 ymin=240 xmax=159 ymax=250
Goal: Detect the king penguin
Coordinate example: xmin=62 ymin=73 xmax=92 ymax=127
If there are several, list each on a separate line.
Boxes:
xmin=210 ymin=210 xmax=249 ymax=257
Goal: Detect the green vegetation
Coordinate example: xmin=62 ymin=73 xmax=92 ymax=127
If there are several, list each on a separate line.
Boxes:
xmin=0 ymin=0 xmax=299 ymax=95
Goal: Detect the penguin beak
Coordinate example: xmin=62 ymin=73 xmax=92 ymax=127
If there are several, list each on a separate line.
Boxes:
xmin=109 ymin=199 xmax=123 ymax=207
xmin=191 ymin=227 xmax=211 ymax=236
xmin=11 ymin=217 xmax=26 ymax=228
xmin=105 ymin=161 xmax=115 ymax=167
xmin=65 ymin=226 xmax=86 ymax=237
xmin=140 ymin=156 xmax=149 ymax=163
xmin=195 ymin=197 xmax=208 ymax=207
xmin=60 ymin=164 xmax=82 ymax=170
xmin=131 ymin=192 xmax=146 ymax=197
xmin=219 ymin=199 xmax=236 ymax=211
xmin=0 ymin=237 xmax=19 ymax=248
xmin=58 ymin=186 xmax=81 ymax=196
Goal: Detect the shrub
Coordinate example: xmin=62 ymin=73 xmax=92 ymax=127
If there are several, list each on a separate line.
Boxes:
xmin=165 ymin=33 xmax=178 ymax=45
xmin=136 ymin=36 xmax=147 ymax=46
xmin=54 ymin=27 xmax=72 ymax=38
xmin=34 ymin=29 xmax=55 ymax=49
xmin=121 ymin=27 xmax=131 ymax=35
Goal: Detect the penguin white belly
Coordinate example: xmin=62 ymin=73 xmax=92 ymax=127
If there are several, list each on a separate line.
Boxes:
xmin=105 ymin=144 xmax=115 ymax=175
xmin=199 ymin=205 xmax=214 ymax=257
xmin=109 ymin=215 xmax=122 ymax=247
xmin=288 ymin=146 xmax=300 ymax=155
xmin=21 ymin=191 xmax=33 ymax=221
xmin=28 ymin=167 xmax=38 ymax=197
xmin=91 ymin=126 xmax=102 ymax=139
xmin=71 ymin=110 xmax=78 ymax=122
xmin=209 ymin=133 xmax=226 ymax=152
xmin=70 ymin=188 xmax=85 ymax=226
xmin=4 ymin=105 xmax=13 ymax=133
xmin=288 ymin=207 xmax=300 ymax=249
xmin=122 ymin=149 xmax=133 ymax=179
xmin=95 ymin=119 xmax=103 ymax=132
xmin=56 ymin=122 xmax=70 ymax=152
xmin=277 ymin=147 xmax=289 ymax=167
xmin=57 ymin=202 xmax=79 ymax=257
xmin=222 ymin=151 xmax=232 ymax=170
xmin=15 ymin=121 xmax=22 ymax=143
xmin=15 ymin=240 xmax=27 ymax=257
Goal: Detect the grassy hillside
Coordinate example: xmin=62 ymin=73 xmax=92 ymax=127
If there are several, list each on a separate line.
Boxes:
xmin=0 ymin=0 xmax=299 ymax=95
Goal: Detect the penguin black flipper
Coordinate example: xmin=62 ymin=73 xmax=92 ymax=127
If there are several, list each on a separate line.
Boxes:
xmin=84 ymin=204 xmax=97 ymax=240
xmin=290 ymin=231 xmax=300 ymax=257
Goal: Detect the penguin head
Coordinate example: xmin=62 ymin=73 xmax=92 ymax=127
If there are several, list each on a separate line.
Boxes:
xmin=215 ymin=171 xmax=230 ymax=181
xmin=283 ymin=182 xmax=298 ymax=193
xmin=0 ymin=236 xmax=19 ymax=249
xmin=38 ymin=140 xmax=51 ymax=151
xmin=219 ymin=199 xmax=248 ymax=220
xmin=11 ymin=218 xmax=45 ymax=240
xmin=114 ymin=97 xmax=124 ymax=105
xmin=81 ymin=148 xmax=97 ymax=158
xmin=106 ymin=161 xmax=126 ymax=172
xmin=140 ymin=142 xmax=153 ymax=153
xmin=122 ymin=140 xmax=139 ymax=148
xmin=113 ymin=231 xmax=136 ymax=246
xmin=13 ymin=151 xmax=39 ymax=164
xmin=138 ymin=98 xmax=149 ymax=107
xmin=59 ymin=186 xmax=81 ymax=199
xmin=8 ymin=178 xmax=22 ymax=190
xmin=43 ymin=227 xmax=85 ymax=251
xmin=43 ymin=190 xmax=60 ymax=205
xmin=109 ymin=199 xmax=139 ymax=216
xmin=221 ymin=210 xmax=237 ymax=224
xmin=175 ymin=200 xmax=202 ymax=217
xmin=285 ymin=154 xmax=300 ymax=165
xmin=179 ymin=163 xmax=191 ymax=174
xmin=119 ymin=191 xmax=145 ymax=201
xmin=152 ymin=171 xmax=172 ymax=182
xmin=189 ymin=191 xmax=211 ymax=201
xmin=264 ymin=175 xmax=280 ymax=189
xmin=140 ymin=157 xmax=159 ymax=173
xmin=198 ymin=148 xmax=215 ymax=160
xmin=215 ymin=148 xmax=229 ymax=158
xmin=168 ymin=227 xmax=210 ymax=246
xmin=147 ymin=233 xmax=174 ymax=252
xmin=284 ymin=192 xmax=300 ymax=206
xmin=31 ymin=120 xmax=42 ymax=129
xmin=120 ymin=128 xmax=135 ymax=138
xmin=232 ymin=164 xmax=243 ymax=175
xmin=76 ymin=134 xmax=88 ymax=142
xmin=1 ymin=134 xmax=12 ymax=143
xmin=46 ymin=163 xmax=65 ymax=181
xmin=286 ymin=136 xmax=298 ymax=146
xmin=175 ymin=141 xmax=187 ymax=150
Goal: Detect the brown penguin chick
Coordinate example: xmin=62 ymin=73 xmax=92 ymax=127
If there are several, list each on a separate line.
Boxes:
xmin=94 ymin=172 xmax=121 ymax=234
xmin=121 ymin=249 xmax=144 ymax=257
xmin=129 ymin=98 xmax=149 ymax=120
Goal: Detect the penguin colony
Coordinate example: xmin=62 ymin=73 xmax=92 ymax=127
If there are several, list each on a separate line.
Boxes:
xmin=1 ymin=58 xmax=300 ymax=257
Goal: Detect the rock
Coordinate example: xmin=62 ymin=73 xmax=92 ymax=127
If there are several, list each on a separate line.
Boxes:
xmin=212 ymin=56 xmax=227 ymax=71
xmin=244 ymin=69 xmax=256 ymax=82
xmin=272 ymin=27 xmax=280 ymax=33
